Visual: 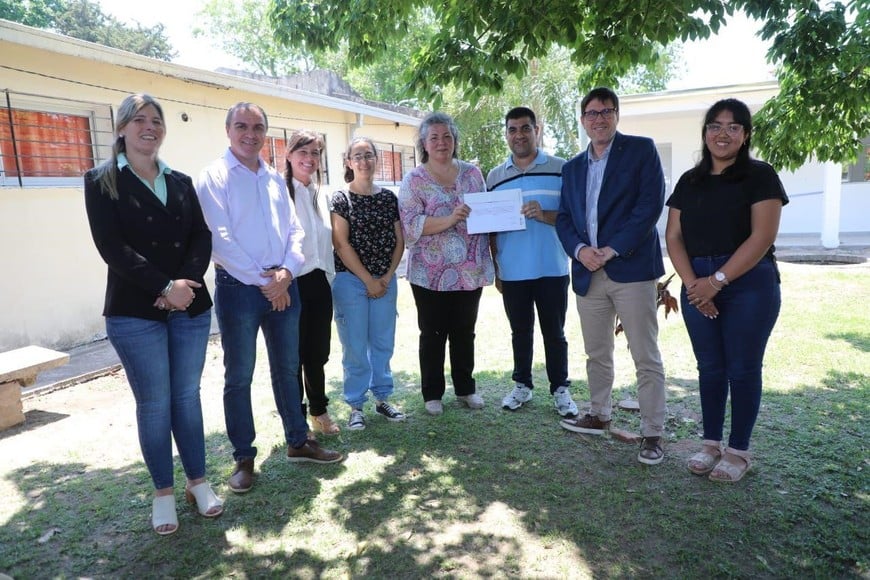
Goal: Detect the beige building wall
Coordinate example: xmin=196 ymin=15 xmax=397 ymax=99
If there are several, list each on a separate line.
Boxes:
xmin=0 ymin=24 xmax=419 ymax=351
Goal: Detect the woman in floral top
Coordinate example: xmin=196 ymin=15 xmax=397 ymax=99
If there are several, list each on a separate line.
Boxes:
xmin=331 ymin=137 xmax=406 ymax=431
xmin=398 ymin=112 xmax=495 ymax=416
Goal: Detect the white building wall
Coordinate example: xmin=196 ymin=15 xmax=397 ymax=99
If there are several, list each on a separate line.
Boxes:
xmin=616 ymin=85 xmax=870 ymax=238
xmin=841 ymin=184 xmax=870 ymax=232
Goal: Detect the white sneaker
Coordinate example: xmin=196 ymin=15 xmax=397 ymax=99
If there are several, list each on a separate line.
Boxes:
xmin=502 ymin=384 xmax=533 ymax=410
xmin=553 ymin=386 xmax=579 ymax=417
xmin=425 ymin=400 xmax=443 ymax=415
xmin=458 ymin=393 xmax=485 ymax=409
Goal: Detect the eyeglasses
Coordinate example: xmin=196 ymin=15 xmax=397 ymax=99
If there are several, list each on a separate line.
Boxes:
xmin=294 ymin=149 xmax=321 ymax=159
xmin=350 ymin=153 xmax=376 ymax=162
xmin=706 ymin=123 xmax=744 ymax=136
xmin=582 ymin=108 xmax=617 ymax=120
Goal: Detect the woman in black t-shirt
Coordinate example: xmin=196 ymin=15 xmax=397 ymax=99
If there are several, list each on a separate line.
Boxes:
xmin=665 ymin=98 xmax=789 ymax=483
xmin=331 ymin=137 xmax=407 ymax=431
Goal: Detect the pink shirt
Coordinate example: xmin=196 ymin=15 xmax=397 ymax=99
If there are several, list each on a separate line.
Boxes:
xmin=398 ymin=161 xmax=494 ymax=291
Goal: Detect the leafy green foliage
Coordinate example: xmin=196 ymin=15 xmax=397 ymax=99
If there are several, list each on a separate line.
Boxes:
xmin=270 ymin=0 xmax=723 ymax=103
xmin=270 ymin=0 xmax=870 ymax=170
xmin=1 ymin=0 xmax=176 ymax=60
xmin=0 ymin=0 xmax=66 ymax=28
xmin=195 ymin=0 xmax=316 ymax=76
xmin=279 ymin=12 xmax=676 ymax=168
xmin=311 ymin=9 xmax=435 ymax=107
xmin=747 ymin=0 xmax=870 ymax=170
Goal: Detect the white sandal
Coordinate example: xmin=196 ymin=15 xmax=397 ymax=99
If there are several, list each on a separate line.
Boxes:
xmin=152 ymin=495 xmax=178 ymax=535
xmin=687 ymin=440 xmax=723 ymax=475
xmin=185 ymin=482 xmax=224 ymax=518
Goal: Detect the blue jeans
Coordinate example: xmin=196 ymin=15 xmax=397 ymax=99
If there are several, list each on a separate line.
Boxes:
xmin=332 ymin=272 xmax=398 ymax=409
xmin=214 ymin=268 xmax=307 ymax=460
xmin=681 ymin=256 xmax=781 ymax=450
xmin=106 ymin=310 xmax=212 ymax=490
xmin=501 ymin=275 xmax=570 ymax=393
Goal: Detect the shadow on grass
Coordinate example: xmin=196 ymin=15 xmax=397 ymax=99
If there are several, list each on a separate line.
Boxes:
xmin=0 ymin=409 xmax=69 ymax=441
xmin=0 ymin=430 xmax=348 ymax=578
xmin=826 ymin=331 xmax=870 ymax=353
xmin=0 ymin=369 xmax=866 ymax=578
xmin=323 ymin=366 xmax=868 ymax=578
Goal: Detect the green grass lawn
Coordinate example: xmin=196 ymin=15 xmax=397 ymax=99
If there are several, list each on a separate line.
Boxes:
xmin=1 ymin=260 xmax=867 ymax=579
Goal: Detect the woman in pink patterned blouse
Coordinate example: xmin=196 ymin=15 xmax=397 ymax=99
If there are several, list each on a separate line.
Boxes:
xmin=398 ymin=112 xmax=495 ymax=416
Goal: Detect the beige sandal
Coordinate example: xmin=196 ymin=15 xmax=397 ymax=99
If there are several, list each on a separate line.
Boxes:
xmin=709 ymin=447 xmax=752 ymax=482
xmin=687 ymin=440 xmax=723 ymax=475
xmin=311 ymin=412 xmax=341 ymax=435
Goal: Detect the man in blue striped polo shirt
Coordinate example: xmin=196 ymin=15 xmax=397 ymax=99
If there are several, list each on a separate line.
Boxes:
xmin=486 ymin=107 xmax=578 ymax=418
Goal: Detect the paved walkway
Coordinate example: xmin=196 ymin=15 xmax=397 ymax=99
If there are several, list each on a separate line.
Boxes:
xmin=24 ymin=234 xmax=869 ymax=397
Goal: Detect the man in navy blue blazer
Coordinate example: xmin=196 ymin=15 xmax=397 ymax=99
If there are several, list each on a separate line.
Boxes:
xmin=555 ymin=87 xmax=667 ymax=466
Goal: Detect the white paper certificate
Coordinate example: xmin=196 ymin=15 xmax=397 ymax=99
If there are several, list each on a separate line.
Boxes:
xmin=464 ymin=189 xmax=525 ymax=234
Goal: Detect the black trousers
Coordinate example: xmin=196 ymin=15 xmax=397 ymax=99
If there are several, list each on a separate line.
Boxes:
xmin=296 ymin=269 xmax=333 ymax=416
xmin=410 ymin=284 xmax=482 ymax=402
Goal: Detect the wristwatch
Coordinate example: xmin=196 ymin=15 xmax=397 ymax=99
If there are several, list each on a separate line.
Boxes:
xmin=713 ymin=271 xmax=729 ymax=285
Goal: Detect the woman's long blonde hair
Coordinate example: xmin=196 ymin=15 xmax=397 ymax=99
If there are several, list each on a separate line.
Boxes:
xmin=92 ymin=93 xmax=165 ymax=199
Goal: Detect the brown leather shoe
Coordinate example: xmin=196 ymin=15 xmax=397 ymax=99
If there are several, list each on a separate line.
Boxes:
xmin=287 ymin=439 xmax=344 ymax=464
xmin=228 ymin=458 xmax=255 ymax=493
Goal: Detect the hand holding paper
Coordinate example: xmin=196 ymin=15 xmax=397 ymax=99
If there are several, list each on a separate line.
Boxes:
xmin=464 ymin=188 xmax=526 ymax=234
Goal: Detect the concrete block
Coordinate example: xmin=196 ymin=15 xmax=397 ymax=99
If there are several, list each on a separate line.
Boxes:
xmin=0 ymin=346 xmax=69 ymax=386
xmin=0 ymin=381 xmax=24 ymax=430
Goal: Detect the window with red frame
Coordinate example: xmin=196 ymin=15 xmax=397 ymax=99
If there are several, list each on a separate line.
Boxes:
xmin=1 ymin=93 xmax=112 ymax=187
xmin=0 ymin=109 xmax=94 ymax=179
xmin=260 ymin=135 xmax=289 ymax=175
xmin=260 ymin=129 xmax=329 ymax=185
xmin=372 ymin=142 xmax=415 ymax=185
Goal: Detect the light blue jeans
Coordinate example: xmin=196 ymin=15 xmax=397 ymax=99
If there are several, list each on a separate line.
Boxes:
xmin=332 ymin=272 xmax=398 ymax=409
xmin=106 ymin=310 xmax=212 ymax=490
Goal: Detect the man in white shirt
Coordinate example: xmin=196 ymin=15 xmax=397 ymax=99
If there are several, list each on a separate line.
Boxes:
xmin=197 ymin=102 xmax=344 ymax=494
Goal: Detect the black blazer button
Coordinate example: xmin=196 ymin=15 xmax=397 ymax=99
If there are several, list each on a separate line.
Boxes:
xmin=174 ymin=242 xmax=181 ymax=248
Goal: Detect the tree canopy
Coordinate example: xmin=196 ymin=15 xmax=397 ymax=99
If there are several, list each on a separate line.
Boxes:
xmin=194 ymin=0 xmax=315 ymax=77
xmin=270 ymin=0 xmax=869 ymax=171
xmin=191 ymin=0 xmax=676 ymax=170
xmin=1 ymin=0 xmax=176 ymax=61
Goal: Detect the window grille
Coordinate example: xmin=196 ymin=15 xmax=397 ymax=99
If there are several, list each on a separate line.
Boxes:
xmin=373 ymin=142 xmax=416 ymax=185
xmin=260 ymin=128 xmax=330 ymax=186
xmin=0 ymin=91 xmax=113 ymax=187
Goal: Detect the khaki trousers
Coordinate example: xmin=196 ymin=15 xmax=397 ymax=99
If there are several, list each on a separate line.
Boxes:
xmin=576 ymin=269 xmax=666 ymax=436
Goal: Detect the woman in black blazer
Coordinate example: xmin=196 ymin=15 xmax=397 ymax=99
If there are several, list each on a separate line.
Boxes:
xmin=84 ymin=94 xmax=222 ymax=535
